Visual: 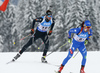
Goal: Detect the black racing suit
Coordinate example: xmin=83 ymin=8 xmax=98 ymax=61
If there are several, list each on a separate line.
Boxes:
xmin=19 ymin=16 xmax=55 ymax=56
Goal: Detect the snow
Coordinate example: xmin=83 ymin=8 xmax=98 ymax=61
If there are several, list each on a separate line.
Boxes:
xmin=0 ymin=51 xmax=100 ymax=73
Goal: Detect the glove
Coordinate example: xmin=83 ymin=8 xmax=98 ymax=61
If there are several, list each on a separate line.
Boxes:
xmin=48 ymin=30 xmax=52 ymax=35
xmin=85 ymin=40 xmax=88 ymax=45
xmin=68 ymin=38 xmax=72 ymax=43
xmin=31 ymin=29 xmax=34 ymax=35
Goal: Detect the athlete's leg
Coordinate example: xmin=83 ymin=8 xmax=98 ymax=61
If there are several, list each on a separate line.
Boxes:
xmin=78 ymin=44 xmax=87 ymax=66
xmin=62 ymin=43 xmax=77 ymax=65
xmin=12 ymin=31 xmax=39 ymax=61
xmin=19 ymin=37 xmax=33 ymax=54
xmin=41 ymin=34 xmax=49 ymax=56
xmin=58 ymin=42 xmax=78 ymax=73
xmin=41 ymin=34 xmax=49 ymax=63
xmin=19 ymin=31 xmax=40 ymax=54
xmin=12 ymin=37 xmax=34 ymax=61
xmin=78 ymin=44 xmax=87 ymax=73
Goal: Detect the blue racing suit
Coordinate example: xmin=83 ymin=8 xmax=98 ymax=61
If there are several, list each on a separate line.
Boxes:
xmin=62 ymin=27 xmax=92 ymax=66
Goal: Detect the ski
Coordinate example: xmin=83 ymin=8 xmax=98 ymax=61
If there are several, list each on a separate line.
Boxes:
xmin=6 ymin=61 xmax=13 ymax=64
xmin=54 ymin=70 xmax=58 ymax=73
xmin=54 ymin=70 xmax=73 ymax=73
xmin=36 ymin=61 xmax=60 ymax=67
xmin=6 ymin=53 xmax=21 ymax=64
xmin=46 ymin=62 xmax=60 ymax=67
xmin=41 ymin=61 xmax=60 ymax=67
xmin=6 ymin=59 xmax=15 ymax=64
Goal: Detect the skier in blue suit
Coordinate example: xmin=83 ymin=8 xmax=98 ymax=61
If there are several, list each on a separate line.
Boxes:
xmin=57 ymin=20 xmax=93 ymax=73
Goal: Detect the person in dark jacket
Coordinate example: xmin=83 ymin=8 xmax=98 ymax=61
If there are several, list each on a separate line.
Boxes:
xmin=12 ymin=10 xmax=55 ymax=63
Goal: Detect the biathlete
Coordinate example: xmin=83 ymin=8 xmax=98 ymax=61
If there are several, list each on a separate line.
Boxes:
xmin=57 ymin=20 xmax=93 ymax=73
xmin=12 ymin=10 xmax=55 ymax=63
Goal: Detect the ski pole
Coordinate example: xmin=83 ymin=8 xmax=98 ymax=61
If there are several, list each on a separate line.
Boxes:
xmin=13 ymin=34 xmax=31 ymax=44
xmin=46 ymin=42 xmax=67 ymax=57
xmin=20 ymin=34 xmax=31 ymax=41
xmin=73 ymin=50 xmax=79 ymax=58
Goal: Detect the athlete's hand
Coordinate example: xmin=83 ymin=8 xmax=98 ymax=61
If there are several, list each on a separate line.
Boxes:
xmin=85 ymin=40 xmax=88 ymax=45
xmin=68 ymin=38 xmax=72 ymax=43
xmin=48 ymin=30 xmax=52 ymax=35
xmin=31 ymin=29 xmax=34 ymax=35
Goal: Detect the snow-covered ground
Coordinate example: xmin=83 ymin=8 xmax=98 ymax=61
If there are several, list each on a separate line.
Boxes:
xmin=0 ymin=51 xmax=100 ymax=73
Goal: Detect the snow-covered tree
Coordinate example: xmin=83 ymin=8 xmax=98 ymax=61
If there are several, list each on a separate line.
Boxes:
xmin=0 ymin=0 xmax=100 ymax=52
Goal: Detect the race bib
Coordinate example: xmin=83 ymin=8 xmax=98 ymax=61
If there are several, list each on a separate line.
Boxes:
xmin=37 ymin=24 xmax=49 ymax=32
xmin=41 ymin=26 xmax=49 ymax=31
xmin=74 ymin=35 xmax=86 ymax=42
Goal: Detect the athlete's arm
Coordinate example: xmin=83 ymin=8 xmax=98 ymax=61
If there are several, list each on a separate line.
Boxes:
xmin=86 ymin=29 xmax=93 ymax=40
xmin=32 ymin=17 xmax=43 ymax=29
xmin=50 ymin=18 xmax=55 ymax=30
xmin=68 ymin=28 xmax=80 ymax=38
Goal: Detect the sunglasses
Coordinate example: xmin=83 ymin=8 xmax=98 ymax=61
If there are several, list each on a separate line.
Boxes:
xmin=86 ymin=26 xmax=91 ymax=29
xmin=47 ymin=15 xmax=52 ymax=17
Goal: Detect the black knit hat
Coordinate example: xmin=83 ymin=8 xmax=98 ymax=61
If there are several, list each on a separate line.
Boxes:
xmin=46 ymin=10 xmax=52 ymax=16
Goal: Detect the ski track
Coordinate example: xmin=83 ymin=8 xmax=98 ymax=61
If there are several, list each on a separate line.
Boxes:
xmin=0 ymin=51 xmax=100 ymax=73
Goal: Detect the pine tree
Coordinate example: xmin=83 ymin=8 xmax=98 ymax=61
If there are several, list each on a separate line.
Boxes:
xmin=60 ymin=0 xmax=86 ymax=51
xmin=87 ymin=2 xmax=100 ymax=51
xmin=0 ymin=0 xmax=100 ymax=52
xmin=0 ymin=4 xmax=16 ymax=52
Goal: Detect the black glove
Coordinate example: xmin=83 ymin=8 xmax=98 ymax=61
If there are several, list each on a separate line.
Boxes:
xmin=48 ymin=30 xmax=52 ymax=35
xmin=31 ymin=29 xmax=34 ymax=35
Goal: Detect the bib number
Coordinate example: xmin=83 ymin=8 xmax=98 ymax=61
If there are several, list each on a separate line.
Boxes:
xmin=74 ymin=35 xmax=86 ymax=42
xmin=79 ymin=38 xmax=82 ymax=40
xmin=42 ymin=26 xmax=49 ymax=31
xmin=77 ymin=38 xmax=86 ymax=42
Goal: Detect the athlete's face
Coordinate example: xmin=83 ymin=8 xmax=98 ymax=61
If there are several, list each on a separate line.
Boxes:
xmin=46 ymin=15 xmax=52 ymax=20
xmin=84 ymin=26 xmax=91 ymax=32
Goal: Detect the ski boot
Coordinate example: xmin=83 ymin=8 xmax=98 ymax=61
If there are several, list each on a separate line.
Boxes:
xmin=56 ymin=71 xmax=61 ymax=73
xmin=80 ymin=69 xmax=85 ymax=73
xmin=41 ymin=56 xmax=47 ymax=63
xmin=80 ymin=65 xmax=85 ymax=73
xmin=57 ymin=64 xmax=64 ymax=73
xmin=12 ymin=53 xmax=21 ymax=61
